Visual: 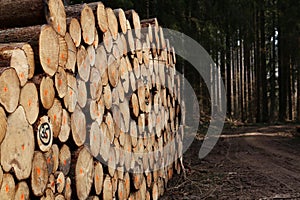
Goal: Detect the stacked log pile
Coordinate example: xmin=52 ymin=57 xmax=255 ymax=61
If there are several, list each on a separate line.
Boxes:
xmin=0 ymin=0 xmax=184 ymax=199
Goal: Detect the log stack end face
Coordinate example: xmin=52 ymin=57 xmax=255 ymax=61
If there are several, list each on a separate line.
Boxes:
xmin=0 ymin=0 xmax=184 ymax=199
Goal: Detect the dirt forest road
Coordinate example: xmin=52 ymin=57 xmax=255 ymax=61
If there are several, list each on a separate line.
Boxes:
xmin=162 ymin=125 xmax=300 ymax=200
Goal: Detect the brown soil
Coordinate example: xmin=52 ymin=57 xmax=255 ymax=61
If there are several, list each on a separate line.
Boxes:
xmin=162 ymin=125 xmax=300 ymax=200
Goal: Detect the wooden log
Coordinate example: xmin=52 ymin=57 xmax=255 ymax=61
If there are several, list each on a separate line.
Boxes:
xmin=87 ymin=45 xmax=96 ymax=66
xmin=47 ymin=174 xmax=56 ymax=193
xmin=39 ymin=25 xmax=60 ymax=77
xmin=89 ymin=121 xmax=101 ymax=158
xmin=102 ymin=175 xmax=113 ymax=200
xmin=0 ymin=68 xmax=20 ymax=113
xmin=71 ymin=105 xmax=86 ymax=147
xmin=106 ymin=8 xmax=119 ymax=40
xmin=108 ymin=148 xmax=116 ymax=177
xmin=64 ymin=177 xmax=72 ymax=200
xmin=36 ymin=116 xmax=53 ymax=152
xmin=59 ymin=144 xmax=71 ymax=176
xmin=77 ymin=79 xmax=87 ymax=108
xmin=0 ymin=44 xmax=29 ymax=86
xmin=0 ymin=173 xmax=15 ymax=199
xmin=55 ymin=67 xmax=68 ymax=98
xmin=94 ymin=161 xmax=104 ymax=195
xmin=90 ymin=67 xmax=102 ymax=101
xmin=125 ymin=10 xmax=141 ymax=39
xmin=77 ymin=45 xmax=90 ymax=82
xmin=108 ymin=54 xmax=119 ymax=88
xmin=114 ymin=8 xmax=127 ymax=34
xmin=103 ymin=85 xmax=112 ymax=110
xmin=14 ymin=181 xmax=30 ymax=200
xmin=99 ymin=122 xmax=110 ymax=162
xmin=46 ymin=99 xmax=62 ymax=141
xmin=81 ymin=4 xmax=96 ymax=45
xmin=75 ymin=147 xmax=94 ymax=200
xmin=63 ymin=73 xmax=78 ymax=113
xmin=47 ymin=0 xmax=67 ymax=36
xmin=31 ymin=151 xmax=49 ymax=196
xmin=95 ymin=45 xmax=108 ymax=84
xmin=1 ymin=106 xmax=34 ymax=180
xmin=58 ymin=109 xmax=71 ymax=143
xmin=19 ymin=82 xmax=39 ymax=125
xmin=69 ymin=18 xmax=81 ymax=47
xmin=96 ymin=2 xmax=109 ymax=33
xmin=58 ymin=35 xmax=68 ymax=68
xmin=55 ymin=171 xmax=65 ymax=194
xmin=40 ymin=76 xmax=55 ymax=110
xmin=0 ymin=0 xmax=45 ymax=28
xmin=64 ymin=33 xmax=77 ymax=73
xmin=103 ymin=30 xmax=113 ymax=53
xmin=89 ymin=99 xmax=104 ymax=125
xmin=41 ymin=188 xmax=55 ymax=200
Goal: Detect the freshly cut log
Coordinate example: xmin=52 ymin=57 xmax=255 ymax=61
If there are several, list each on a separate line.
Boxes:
xmin=108 ymin=148 xmax=116 ymax=177
xmin=114 ymin=9 xmax=127 ymax=34
xmin=40 ymin=76 xmax=55 ymax=110
xmin=95 ymin=45 xmax=107 ymax=78
xmin=19 ymin=82 xmax=39 ymax=125
xmin=87 ymin=45 xmax=96 ymax=66
xmin=0 ymin=68 xmax=20 ymax=113
xmin=0 ymin=0 xmax=45 ymax=28
xmin=96 ymin=2 xmax=109 ymax=33
xmin=47 ymin=174 xmax=56 ymax=193
xmin=106 ymin=8 xmax=119 ymax=40
xmin=71 ymin=105 xmax=86 ymax=147
xmin=39 ymin=25 xmax=60 ymax=77
xmin=77 ymin=45 xmax=90 ymax=82
xmin=103 ymin=85 xmax=112 ymax=110
xmin=41 ymin=188 xmax=54 ymax=200
xmin=31 ymin=151 xmax=49 ymax=196
xmin=89 ymin=67 xmax=102 ymax=101
xmin=0 ymin=107 xmax=6 ymax=145
xmin=59 ymin=145 xmax=71 ymax=176
xmin=94 ymin=162 xmax=104 ymax=195
xmin=103 ymin=30 xmax=113 ymax=53
xmin=75 ymin=147 xmax=94 ymax=200
xmin=0 ymin=174 xmax=15 ymax=200
xmin=14 ymin=181 xmax=30 ymax=200
xmin=0 ymin=44 xmax=29 ymax=86
xmin=48 ymin=99 xmax=63 ymax=138
xmin=58 ymin=109 xmax=71 ymax=143
xmin=81 ymin=4 xmax=95 ymax=45
xmin=36 ymin=116 xmax=53 ymax=152
xmin=64 ymin=73 xmax=78 ymax=113
xmin=58 ymin=35 xmax=68 ymax=68
xmin=55 ymin=66 xmax=68 ymax=98
xmin=46 ymin=0 xmax=67 ymax=36
xmin=108 ymin=55 xmax=119 ymax=88
xmin=89 ymin=121 xmax=101 ymax=158
xmin=64 ymin=33 xmax=77 ymax=73
xmin=55 ymin=171 xmax=65 ymax=193
xmin=89 ymin=99 xmax=104 ymax=125
xmin=64 ymin=177 xmax=72 ymax=200
xmin=69 ymin=18 xmax=81 ymax=47
xmin=99 ymin=122 xmax=110 ymax=162
xmin=77 ymin=79 xmax=87 ymax=108
xmin=103 ymin=175 xmax=113 ymax=200
xmin=1 ymin=106 xmax=34 ymax=180
xmin=125 ymin=10 xmax=141 ymax=39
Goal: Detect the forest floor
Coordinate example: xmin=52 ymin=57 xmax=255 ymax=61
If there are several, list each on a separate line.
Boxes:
xmin=162 ymin=124 xmax=300 ymax=200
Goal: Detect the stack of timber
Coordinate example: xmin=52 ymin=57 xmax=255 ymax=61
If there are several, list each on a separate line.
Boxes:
xmin=0 ymin=0 xmax=185 ymax=199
